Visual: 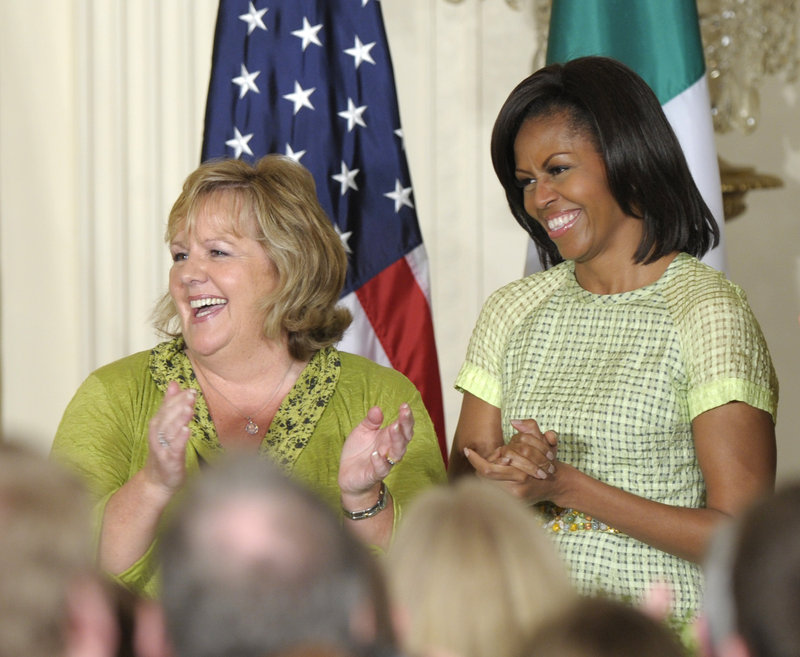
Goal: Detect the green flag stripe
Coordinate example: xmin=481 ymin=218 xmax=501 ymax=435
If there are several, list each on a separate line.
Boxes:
xmin=546 ymin=0 xmax=705 ymax=105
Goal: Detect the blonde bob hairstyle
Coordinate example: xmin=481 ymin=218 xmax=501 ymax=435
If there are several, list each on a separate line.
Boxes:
xmin=153 ymin=155 xmax=352 ymax=360
xmin=386 ymin=478 xmax=575 ymax=657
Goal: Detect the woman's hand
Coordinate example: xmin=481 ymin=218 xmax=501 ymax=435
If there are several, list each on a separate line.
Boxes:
xmin=143 ymin=381 xmax=196 ymax=494
xmin=465 ymin=419 xmax=561 ymax=506
xmin=338 ymin=403 xmax=413 ymax=498
xmin=489 ymin=418 xmax=558 ymax=479
xmin=337 ymin=404 xmax=412 ymax=549
xmin=465 ymin=448 xmax=572 ymax=506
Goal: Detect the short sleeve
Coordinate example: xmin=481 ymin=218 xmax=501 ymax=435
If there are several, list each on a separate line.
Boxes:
xmin=670 ymin=271 xmax=778 ymax=422
xmin=455 ymin=281 xmax=529 ymax=408
xmin=454 ymin=268 xmax=570 ymax=408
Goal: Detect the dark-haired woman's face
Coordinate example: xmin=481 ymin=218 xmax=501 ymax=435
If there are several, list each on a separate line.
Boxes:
xmin=513 ymin=114 xmax=641 ymax=268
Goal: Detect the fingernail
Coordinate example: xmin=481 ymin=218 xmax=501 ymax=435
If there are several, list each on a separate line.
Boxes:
xmin=546 ymin=451 xmax=554 ymax=460
xmin=548 ymin=464 xmax=555 ymax=474
xmin=372 ymin=450 xmax=379 ymax=457
xmin=463 ymin=447 xmax=470 ymax=457
xmin=536 ymin=468 xmax=546 ymax=479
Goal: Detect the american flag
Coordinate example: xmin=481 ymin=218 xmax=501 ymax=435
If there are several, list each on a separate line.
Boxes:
xmin=201 ymin=0 xmax=447 ymax=459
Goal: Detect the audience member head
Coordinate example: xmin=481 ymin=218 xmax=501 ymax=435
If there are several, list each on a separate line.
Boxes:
xmin=0 ymin=442 xmax=118 ymax=657
xmin=490 ymin=55 xmax=718 ymax=268
xmin=518 ymin=596 xmax=686 ymax=657
xmin=158 ymin=454 xmax=394 ymax=657
xmin=702 ymin=483 xmax=800 ymax=657
xmin=385 ymin=478 xmax=574 ymax=657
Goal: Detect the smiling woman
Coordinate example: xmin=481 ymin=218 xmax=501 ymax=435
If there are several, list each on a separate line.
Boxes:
xmin=51 ymin=155 xmax=446 ymax=597
xmin=449 ymin=57 xmax=778 ymax=629
xmin=167 ymin=197 xmax=281 ymax=364
xmin=512 ymin=113 xmax=646 ymax=280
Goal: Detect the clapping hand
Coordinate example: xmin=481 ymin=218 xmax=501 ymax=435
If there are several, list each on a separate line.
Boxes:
xmin=338 ymin=403 xmax=413 ymax=497
xmin=144 ymin=381 xmax=196 ymax=493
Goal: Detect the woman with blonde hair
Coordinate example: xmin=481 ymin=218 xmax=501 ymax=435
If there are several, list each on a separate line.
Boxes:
xmin=386 ymin=477 xmax=574 ymax=657
xmin=52 ymin=155 xmax=446 ymax=597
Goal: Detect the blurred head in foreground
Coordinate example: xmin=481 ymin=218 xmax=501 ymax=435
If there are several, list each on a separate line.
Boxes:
xmin=519 ymin=595 xmax=686 ymax=657
xmin=159 ymin=454 xmax=395 ymax=657
xmin=702 ymin=483 xmax=800 ymax=657
xmin=386 ymin=478 xmax=574 ymax=657
xmin=0 ymin=442 xmax=118 ymax=657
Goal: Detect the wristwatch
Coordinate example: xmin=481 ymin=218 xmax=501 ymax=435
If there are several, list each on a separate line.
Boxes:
xmin=342 ymin=481 xmax=388 ymax=520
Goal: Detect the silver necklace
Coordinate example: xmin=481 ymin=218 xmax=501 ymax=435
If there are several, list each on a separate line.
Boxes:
xmin=196 ymin=360 xmax=294 ymax=435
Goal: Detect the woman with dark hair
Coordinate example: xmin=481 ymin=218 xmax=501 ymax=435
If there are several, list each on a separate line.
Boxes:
xmin=52 ymin=155 xmax=446 ymax=597
xmin=450 ymin=57 xmax=777 ymax=624
xmin=517 ymin=596 xmax=687 ymax=657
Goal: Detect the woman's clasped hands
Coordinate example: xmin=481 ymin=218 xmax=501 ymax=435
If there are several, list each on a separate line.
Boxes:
xmin=464 ymin=419 xmax=560 ymax=502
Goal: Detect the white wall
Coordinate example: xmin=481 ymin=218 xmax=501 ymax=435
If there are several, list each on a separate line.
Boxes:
xmin=717 ymin=76 xmax=800 ymax=483
xmin=2 ymin=0 xmax=798 ymax=482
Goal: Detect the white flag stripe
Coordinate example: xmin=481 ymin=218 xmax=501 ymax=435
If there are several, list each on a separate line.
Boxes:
xmin=405 ymin=244 xmax=433 ymax=304
xmin=662 ymin=75 xmax=727 ymax=272
xmin=336 ymin=292 xmax=392 ymax=367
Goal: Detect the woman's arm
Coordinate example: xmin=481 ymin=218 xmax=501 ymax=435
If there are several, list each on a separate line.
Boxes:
xmin=99 ymin=382 xmax=196 ymax=574
xmin=468 ymin=401 xmax=775 ymax=563
xmin=449 ymin=393 xmax=556 ymax=480
xmin=448 ymin=392 xmax=505 ymax=479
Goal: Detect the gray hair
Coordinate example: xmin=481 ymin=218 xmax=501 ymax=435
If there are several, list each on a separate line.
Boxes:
xmin=159 ymin=455 xmax=392 ymax=657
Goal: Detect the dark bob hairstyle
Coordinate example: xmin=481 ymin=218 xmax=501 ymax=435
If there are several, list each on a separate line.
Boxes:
xmin=491 ymin=56 xmax=719 ymax=269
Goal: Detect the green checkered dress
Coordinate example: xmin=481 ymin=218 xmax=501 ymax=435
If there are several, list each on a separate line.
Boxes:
xmin=456 ymin=253 xmax=777 ymax=622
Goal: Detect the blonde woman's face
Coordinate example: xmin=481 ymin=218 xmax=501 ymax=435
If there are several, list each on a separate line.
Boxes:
xmin=168 ymin=197 xmax=277 ymax=359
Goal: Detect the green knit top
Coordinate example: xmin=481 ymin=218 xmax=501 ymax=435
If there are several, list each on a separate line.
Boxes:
xmin=52 ymin=340 xmax=446 ymax=597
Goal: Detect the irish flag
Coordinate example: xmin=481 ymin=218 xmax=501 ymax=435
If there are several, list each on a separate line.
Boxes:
xmin=539 ymin=0 xmax=726 ymax=272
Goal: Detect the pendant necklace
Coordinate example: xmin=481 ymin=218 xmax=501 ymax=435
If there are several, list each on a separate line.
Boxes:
xmin=196 ymin=359 xmax=294 ymax=436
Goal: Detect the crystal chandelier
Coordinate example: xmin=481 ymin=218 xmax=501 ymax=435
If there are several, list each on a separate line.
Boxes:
xmin=699 ymin=0 xmax=799 ymax=134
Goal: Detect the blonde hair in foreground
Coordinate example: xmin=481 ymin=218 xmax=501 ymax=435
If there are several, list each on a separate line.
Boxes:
xmin=153 ymin=155 xmax=352 ymax=360
xmin=0 ymin=443 xmax=94 ymax=657
xmin=386 ymin=478 xmax=575 ymax=657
